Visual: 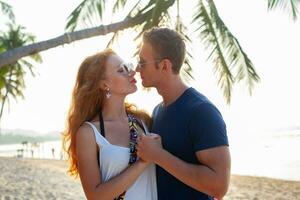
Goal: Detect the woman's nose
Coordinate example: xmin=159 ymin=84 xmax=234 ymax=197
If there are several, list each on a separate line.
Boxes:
xmin=129 ymin=70 xmax=136 ymax=76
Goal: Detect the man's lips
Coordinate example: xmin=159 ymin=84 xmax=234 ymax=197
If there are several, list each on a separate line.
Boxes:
xmin=130 ymin=78 xmax=137 ymax=83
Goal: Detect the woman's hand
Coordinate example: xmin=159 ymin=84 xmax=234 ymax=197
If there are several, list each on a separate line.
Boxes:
xmin=136 ymin=133 xmax=163 ymax=163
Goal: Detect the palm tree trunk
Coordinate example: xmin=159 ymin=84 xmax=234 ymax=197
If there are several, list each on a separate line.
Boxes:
xmin=0 ymin=9 xmax=156 ymax=68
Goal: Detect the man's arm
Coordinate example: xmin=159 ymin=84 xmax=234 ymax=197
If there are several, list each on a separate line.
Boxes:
xmin=137 ymin=135 xmax=231 ymax=199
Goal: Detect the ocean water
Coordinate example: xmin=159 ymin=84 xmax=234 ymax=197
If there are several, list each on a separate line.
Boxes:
xmin=229 ymin=130 xmax=300 ymax=181
xmin=0 ymin=131 xmax=299 ymax=181
xmin=0 ymin=140 xmax=63 ymax=160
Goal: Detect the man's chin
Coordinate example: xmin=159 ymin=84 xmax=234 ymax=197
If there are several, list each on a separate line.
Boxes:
xmin=141 ymin=80 xmax=150 ymax=88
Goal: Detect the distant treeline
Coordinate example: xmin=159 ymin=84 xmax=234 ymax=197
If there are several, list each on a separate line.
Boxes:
xmin=0 ymin=133 xmax=60 ymax=145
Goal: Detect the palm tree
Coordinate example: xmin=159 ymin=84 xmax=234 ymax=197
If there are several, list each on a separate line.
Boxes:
xmin=0 ymin=23 xmax=42 ymax=121
xmin=0 ymin=0 xmax=298 ymax=103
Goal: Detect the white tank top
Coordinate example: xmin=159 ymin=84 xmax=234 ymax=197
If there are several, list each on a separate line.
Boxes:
xmin=85 ymin=122 xmax=157 ymax=200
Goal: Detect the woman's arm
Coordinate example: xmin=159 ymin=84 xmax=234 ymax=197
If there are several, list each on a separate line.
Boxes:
xmin=76 ymin=124 xmax=149 ymax=200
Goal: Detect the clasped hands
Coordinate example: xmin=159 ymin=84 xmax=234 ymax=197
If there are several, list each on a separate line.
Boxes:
xmin=136 ymin=133 xmax=163 ymax=163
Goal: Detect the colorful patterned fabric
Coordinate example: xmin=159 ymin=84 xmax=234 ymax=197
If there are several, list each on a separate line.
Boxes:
xmin=114 ymin=114 xmax=145 ymax=200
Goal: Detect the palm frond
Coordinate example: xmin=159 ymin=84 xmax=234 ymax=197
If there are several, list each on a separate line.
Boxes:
xmin=268 ymin=0 xmax=300 ymax=21
xmin=207 ymin=0 xmax=260 ymax=95
xmin=0 ymin=1 xmax=15 ymax=21
xmin=193 ymin=0 xmax=234 ymax=103
xmin=0 ymin=76 xmax=5 ymax=89
xmin=19 ymin=59 xmax=36 ymax=77
xmin=29 ymin=53 xmax=42 ymax=63
xmin=134 ymin=0 xmax=176 ymax=41
xmin=65 ymin=0 xmax=105 ymax=31
xmin=107 ymin=1 xmax=144 ymax=48
xmin=106 ymin=31 xmax=120 ymax=48
xmin=113 ymin=0 xmax=128 ymax=13
xmin=175 ymin=13 xmax=194 ymax=80
xmin=0 ymin=66 xmax=9 ymax=77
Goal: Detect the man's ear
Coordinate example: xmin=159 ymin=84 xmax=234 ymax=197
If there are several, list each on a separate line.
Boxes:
xmin=161 ymin=59 xmax=173 ymax=73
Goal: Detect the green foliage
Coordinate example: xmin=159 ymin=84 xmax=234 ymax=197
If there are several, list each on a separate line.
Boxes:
xmin=0 ymin=23 xmax=42 ymax=120
xmin=3 ymin=0 xmax=298 ymax=106
xmin=65 ymin=0 xmax=106 ymax=31
xmin=268 ymin=0 xmax=300 ymax=21
xmin=0 ymin=1 xmax=15 ymax=21
xmin=65 ymin=0 xmax=261 ymax=103
xmin=192 ymin=0 xmax=261 ymax=103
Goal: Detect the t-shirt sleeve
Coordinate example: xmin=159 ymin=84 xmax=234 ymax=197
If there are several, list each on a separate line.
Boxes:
xmin=188 ymin=103 xmax=229 ymax=152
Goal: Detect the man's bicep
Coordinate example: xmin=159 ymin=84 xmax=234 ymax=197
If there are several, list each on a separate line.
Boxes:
xmin=195 ymin=146 xmax=231 ymax=198
xmin=195 ymin=146 xmax=231 ymax=173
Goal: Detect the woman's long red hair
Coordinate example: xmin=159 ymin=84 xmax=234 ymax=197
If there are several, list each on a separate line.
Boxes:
xmin=62 ymin=49 xmax=151 ymax=177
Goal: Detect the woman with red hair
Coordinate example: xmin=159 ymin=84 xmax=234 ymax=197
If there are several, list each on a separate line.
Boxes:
xmin=63 ymin=49 xmax=157 ymax=200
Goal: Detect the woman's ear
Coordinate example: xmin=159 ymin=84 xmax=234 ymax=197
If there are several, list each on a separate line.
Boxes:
xmin=99 ymin=80 xmax=109 ymax=90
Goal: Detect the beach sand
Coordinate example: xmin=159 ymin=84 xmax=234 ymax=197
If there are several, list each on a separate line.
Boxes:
xmin=0 ymin=157 xmax=85 ymax=200
xmin=0 ymin=157 xmax=299 ymax=200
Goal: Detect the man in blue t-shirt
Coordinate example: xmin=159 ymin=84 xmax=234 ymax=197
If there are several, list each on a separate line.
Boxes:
xmin=136 ymin=27 xmax=231 ymax=200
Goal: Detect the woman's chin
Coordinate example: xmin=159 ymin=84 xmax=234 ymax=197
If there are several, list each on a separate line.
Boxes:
xmin=129 ymin=87 xmax=138 ymax=94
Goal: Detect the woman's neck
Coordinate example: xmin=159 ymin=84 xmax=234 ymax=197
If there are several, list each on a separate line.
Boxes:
xmin=101 ymin=96 xmax=127 ymax=121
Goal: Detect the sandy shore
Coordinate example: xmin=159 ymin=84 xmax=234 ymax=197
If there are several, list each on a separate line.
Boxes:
xmin=0 ymin=157 xmax=85 ymax=200
xmin=0 ymin=157 xmax=299 ymax=200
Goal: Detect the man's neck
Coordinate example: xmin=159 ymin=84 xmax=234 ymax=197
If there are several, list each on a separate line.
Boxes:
xmin=157 ymin=76 xmax=189 ymax=107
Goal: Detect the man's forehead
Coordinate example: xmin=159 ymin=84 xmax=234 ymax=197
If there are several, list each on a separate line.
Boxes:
xmin=139 ymin=42 xmax=153 ymax=58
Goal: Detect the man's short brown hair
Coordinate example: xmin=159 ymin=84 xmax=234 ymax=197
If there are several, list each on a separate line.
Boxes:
xmin=143 ymin=27 xmax=186 ymax=74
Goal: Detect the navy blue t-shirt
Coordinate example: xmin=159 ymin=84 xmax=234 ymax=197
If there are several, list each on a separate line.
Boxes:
xmin=151 ymin=87 xmax=228 ymax=200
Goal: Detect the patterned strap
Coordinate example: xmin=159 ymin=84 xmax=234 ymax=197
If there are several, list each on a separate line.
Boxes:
xmin=98 ymin=112 xmax=144 ymax=200
xmin=115 ymin=114 xmax=144 ymax=200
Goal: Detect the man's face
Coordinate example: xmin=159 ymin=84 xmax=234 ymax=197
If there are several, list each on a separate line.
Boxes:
xmin=136 ymin=42 xmax=161 ymax=88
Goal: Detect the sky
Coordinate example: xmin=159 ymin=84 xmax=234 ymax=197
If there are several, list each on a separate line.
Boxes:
xmin=1 ymin=0 xmax=300 ymax=136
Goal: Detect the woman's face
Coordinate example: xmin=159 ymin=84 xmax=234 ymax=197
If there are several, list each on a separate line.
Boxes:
xmin=103 ymin=54 xmax=137 ymax=97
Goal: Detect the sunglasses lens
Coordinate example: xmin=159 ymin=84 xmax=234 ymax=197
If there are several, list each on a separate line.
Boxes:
xmin=120 ymin=62 xmax=134 ymax=74
xmin=125 ymin=63 xmax=134 ymax=72
xmin=127 ymin=63 xmax=134 ymax=71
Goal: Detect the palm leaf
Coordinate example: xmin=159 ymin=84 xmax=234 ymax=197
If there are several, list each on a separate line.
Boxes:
xmin=107 ymin=0 xmax=147 ymax=48
xmin=175 ymin=12 xmax=194 ymax=80
xmin=207 ymin=0 xmax=260 ymax=95
xmin=113 ymin=0 xmax=128 ymax=13
xmin=19 ymin=59 xmax=36 ymax=77
xmin=268 ymin=0 xmax=300 ymax=20
xmin=193 ymin=0 xmax=234 ymax=103
xmin=65 ymin=0 xmax=105 ymax=31
xmin=134 ymin=0 xmax=176 ymax=41
xmin=29 ymin=53 xmax=42 ymax=63
xmin=0 ymin=1 xmax=15 ymax=21
xmin=0 ymin=77 xmax=5 ymax=89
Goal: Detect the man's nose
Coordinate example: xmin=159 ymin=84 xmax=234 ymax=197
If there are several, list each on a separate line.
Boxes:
xmin=135 ymin=64 xmax=141 ymax=72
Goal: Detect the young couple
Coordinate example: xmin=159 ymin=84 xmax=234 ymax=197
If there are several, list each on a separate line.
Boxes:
xmin=63 ymin=27 xmax=231 ymax=200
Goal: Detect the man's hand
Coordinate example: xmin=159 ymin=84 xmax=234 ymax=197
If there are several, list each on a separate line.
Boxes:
xmin=136 ymin=133 xmax=163 ymax=163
